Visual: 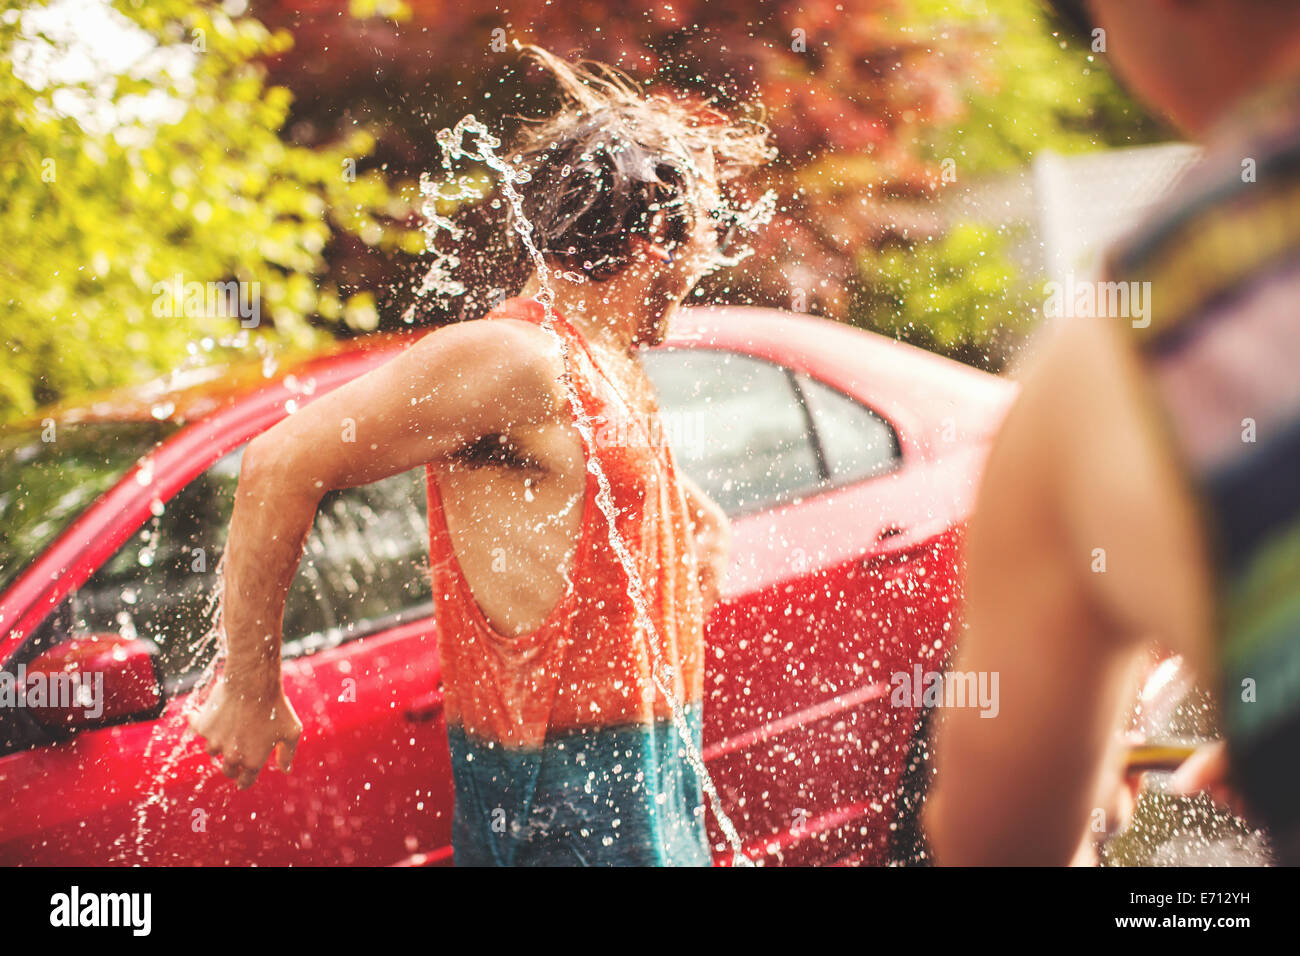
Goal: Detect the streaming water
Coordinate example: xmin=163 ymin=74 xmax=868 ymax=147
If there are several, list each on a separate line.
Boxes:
xmin=120 ymin=552 xmax=227 ymax=862
xmin=129 ymin=105 xmax=770 ymax=865
xmin=421 ymin=112 xmax=767 ymax=864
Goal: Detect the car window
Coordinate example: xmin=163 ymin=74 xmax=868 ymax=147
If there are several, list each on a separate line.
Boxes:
xmin=49 ymin=447 xmax=244 ymax=689
xmin=640 ymin=348 xmax=822 ymax=515
xmin=283 ymin=471 xmax=432 ymax=654
xmin=796 ymin=374 xmax=901 ymax=483
xmin=0 ymin=421 xmax=177 ymax=594
xmin=32 ymin=444 xmax=432 ymax=691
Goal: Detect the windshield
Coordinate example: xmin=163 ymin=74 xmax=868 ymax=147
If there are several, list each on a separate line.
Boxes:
xmin=0 ymin=421 xmax=176 ymax=594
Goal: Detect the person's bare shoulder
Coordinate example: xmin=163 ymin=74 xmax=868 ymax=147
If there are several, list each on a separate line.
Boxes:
xmin=406 ymin=316 xmax=569 ymax=427
xmin=1013 ymin=315 xmax=1214 ymax=667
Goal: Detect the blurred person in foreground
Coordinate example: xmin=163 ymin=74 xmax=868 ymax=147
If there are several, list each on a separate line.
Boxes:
xmin=188 ymin=45 xmax=772 ymax=866
xmin=926 ymin=0 xmax=1300 ymax=865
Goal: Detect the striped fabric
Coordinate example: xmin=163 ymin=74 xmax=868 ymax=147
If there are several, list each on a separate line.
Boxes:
xmin=1107 ymin=78 xmax=1300 ymax=863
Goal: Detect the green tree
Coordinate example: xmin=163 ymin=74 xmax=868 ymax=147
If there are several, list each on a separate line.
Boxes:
xmin=250 ymin=0 xmax=1158 ymax=368
xmin=857 ymin=222 xmax=1030 ymax=368
xmin=912 ymin=0 xmax=1159 ymax=174
xmin=851 ymin=0 xmax=1163 ymax=368
xmin=0 ymin=0 xmax=410 ymax=419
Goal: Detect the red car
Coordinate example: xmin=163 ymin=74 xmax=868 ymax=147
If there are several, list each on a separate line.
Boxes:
xmin=0 ymin=306 xmax=1013 ymax=866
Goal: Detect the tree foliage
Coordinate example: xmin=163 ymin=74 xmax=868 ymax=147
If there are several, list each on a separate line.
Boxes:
xmin=1 ymin=0 xmax=1163 ymax=420
xmin=0 ymin=0 xmax=409 ymax=419
xmin=252 ymin=0 xmax=1159 ymax=367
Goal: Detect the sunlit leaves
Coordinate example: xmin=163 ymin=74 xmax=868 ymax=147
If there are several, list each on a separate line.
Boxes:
xmin=856 ymin=222 xmax=1030 ymax=362
xmin=0 ymin=0 xmax=411 ymax=419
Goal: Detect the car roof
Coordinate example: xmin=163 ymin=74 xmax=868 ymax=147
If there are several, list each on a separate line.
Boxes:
xmin=11 ymin=306 xmax=1011 ymax=432
xmin=10 ymin=331 xmax=423 ymax=428
xmin=664 ymin=307 xmax=1015 ymax=446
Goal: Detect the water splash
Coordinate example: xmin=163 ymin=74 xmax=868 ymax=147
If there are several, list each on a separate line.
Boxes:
xmin=400 ymin=170 xmax=481 ymax=321
xmin=127 ymin=112 xmax=766 ymax=865
xmin=425 ymin=112 xmax=757 ymax=864
xmin=121 ymin=552 xmax=228 ymax=862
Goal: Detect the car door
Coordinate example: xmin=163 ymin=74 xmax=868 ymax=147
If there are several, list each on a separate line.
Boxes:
xmin=0 ymin=444 xmax=453 ymax=866
xmin=642 ymin=346 xmax=959 ymax=865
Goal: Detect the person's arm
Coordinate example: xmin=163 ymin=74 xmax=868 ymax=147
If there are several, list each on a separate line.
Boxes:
xmin=678 ymin=472 xmax=730 ymax=612
xmin=188 ymin=319 xmax=565 ymax=788
xmin=923 ymin=316 xmax=1211 ymax=864
xmin=922 ymin=346 xmax=1139 ymax=865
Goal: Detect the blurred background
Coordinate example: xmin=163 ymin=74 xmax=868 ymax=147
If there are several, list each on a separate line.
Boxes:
xmin=1 ymin=0 xmax=1186 ymax=422
xmin=4 ymin=0 xmax=1269 ymax=869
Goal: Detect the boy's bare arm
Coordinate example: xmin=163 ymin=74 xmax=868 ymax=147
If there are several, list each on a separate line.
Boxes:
xmin=189 ymin=319 xmax=565 ymax=788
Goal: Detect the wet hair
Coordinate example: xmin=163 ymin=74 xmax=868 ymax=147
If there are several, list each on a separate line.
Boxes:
xmin=506 ymin=45 xmax=774 ymax=282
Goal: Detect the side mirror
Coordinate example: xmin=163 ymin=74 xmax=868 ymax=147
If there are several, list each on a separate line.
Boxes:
xmin=22 ymin=633 xmax=165 ymax=734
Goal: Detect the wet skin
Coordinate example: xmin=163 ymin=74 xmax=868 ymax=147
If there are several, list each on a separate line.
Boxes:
xmin=188 ymin=151 xmax=734 ymax=790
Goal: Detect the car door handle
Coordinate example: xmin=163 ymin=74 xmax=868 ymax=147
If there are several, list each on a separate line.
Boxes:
xmin=405 ymin=691 xmax=445 ymax=723
xmin=876 ymin=524 xmax=906 ymax=542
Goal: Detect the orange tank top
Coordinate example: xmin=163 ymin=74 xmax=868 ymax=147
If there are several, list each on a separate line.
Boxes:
xmin=423 ymin=296 xmax=710 ymax=866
